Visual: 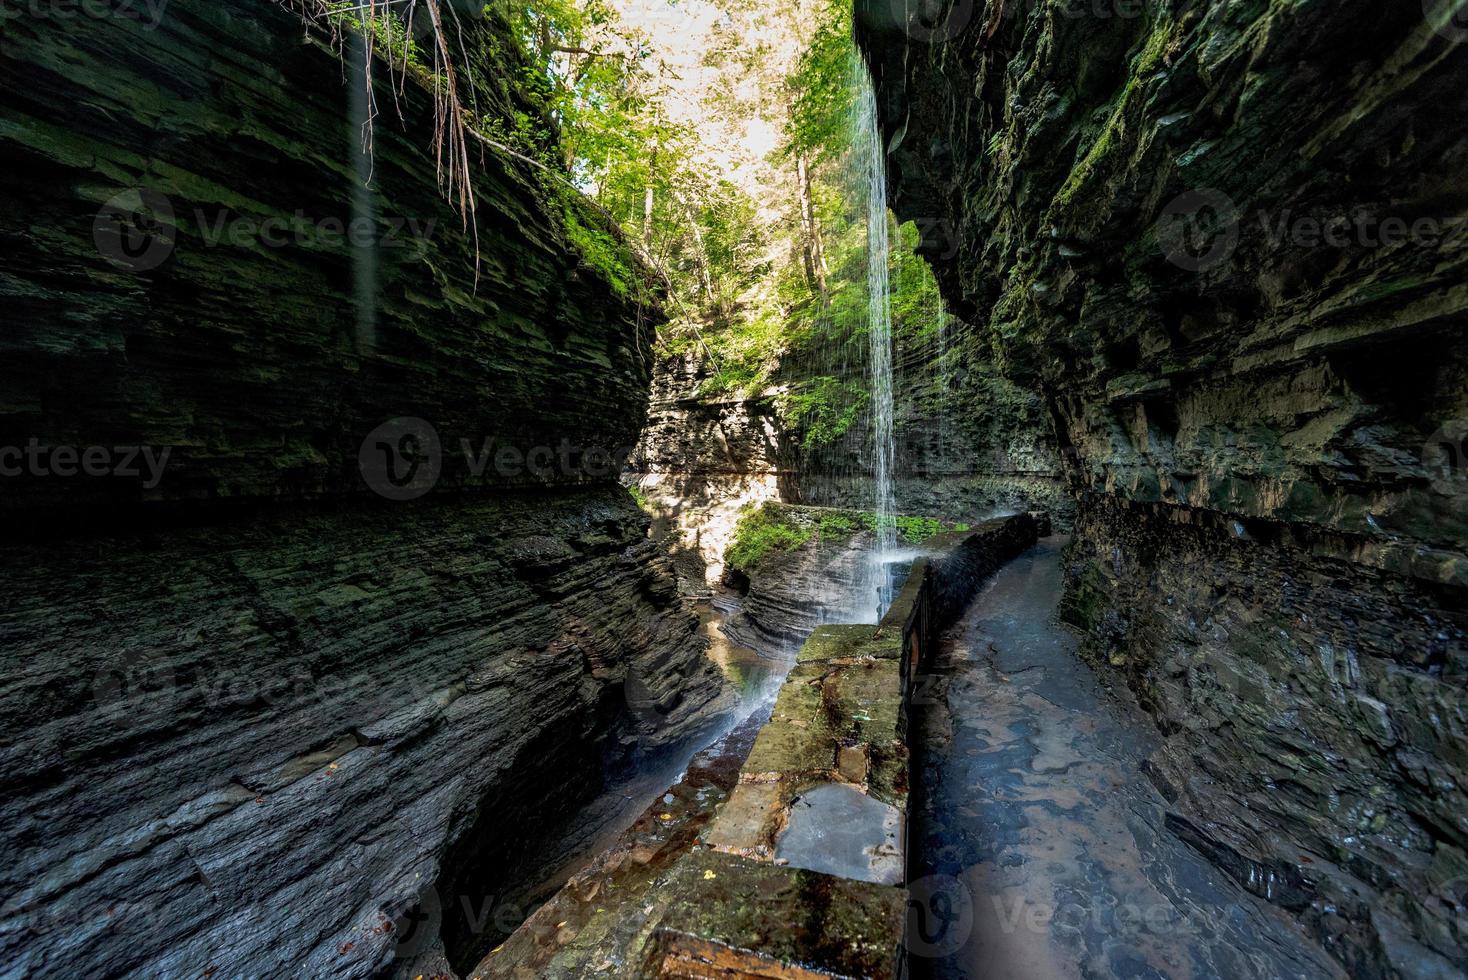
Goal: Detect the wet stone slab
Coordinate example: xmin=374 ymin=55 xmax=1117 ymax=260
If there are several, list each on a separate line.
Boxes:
xmin=705 ymin=619 xmax=909 ymax=863
xmin=775 ymin=782 xmax=905 ymax=886
xmin=644 ymin=849 xmax=908 ymax=979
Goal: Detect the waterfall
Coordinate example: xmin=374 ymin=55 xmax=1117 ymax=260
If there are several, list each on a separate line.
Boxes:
xmin=936 ymin=302 xmax=949 ymax=466
xmin=853 ymin=56 xmax=897 ymax=618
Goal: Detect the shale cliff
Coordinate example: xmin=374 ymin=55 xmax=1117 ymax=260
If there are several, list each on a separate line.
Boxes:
xmin=857 ymin=0 xmax=1468 ymax=974
xmin=0 ymin=2 xmax=726 ymax=976
xmin=789 ymin=315 xmax=1072 ymax=523
xmin=629 ymin=355 xmax=787 ymax=585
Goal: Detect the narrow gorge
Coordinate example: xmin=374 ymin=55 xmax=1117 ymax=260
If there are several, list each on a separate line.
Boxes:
xmin=0 ymin=1 xmax=1464 ymax=979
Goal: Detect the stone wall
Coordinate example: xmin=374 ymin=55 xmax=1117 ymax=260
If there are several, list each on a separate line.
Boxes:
xmin=0 ymin=2 xmax=727 ymax=976
xmin=855 ymin=0 xmax=1468 ymax=973
xmin=627 ymin=355 xmax=788 ymax=585
xmin=471 ymin=513 xmax=1043 ymax=979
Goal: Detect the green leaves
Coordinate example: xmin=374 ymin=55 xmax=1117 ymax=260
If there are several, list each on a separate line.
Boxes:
xmin=782 ymin=0 xmax=858 ymax=163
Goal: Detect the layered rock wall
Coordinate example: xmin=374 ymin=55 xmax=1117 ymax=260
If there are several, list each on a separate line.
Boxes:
xmin=857 ymin=0 xmax=1468 ymax=973
xmin=0 ymin=2 xmax=726 ymax=976
xmin=628 ymin=355 xmax=787 ymax=585
xmin=788 ymin=317 xmax=1072 ymax=522
xmin=0 ymin=0 xmax=651 ymax=514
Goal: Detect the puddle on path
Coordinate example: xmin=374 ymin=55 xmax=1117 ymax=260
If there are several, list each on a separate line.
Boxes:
xmin=909 ymin=536 xmax=1343 ymax=980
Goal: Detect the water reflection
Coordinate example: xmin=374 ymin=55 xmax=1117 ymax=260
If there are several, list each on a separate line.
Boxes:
xmin=699 ymin=597 xmax=790 ymax=710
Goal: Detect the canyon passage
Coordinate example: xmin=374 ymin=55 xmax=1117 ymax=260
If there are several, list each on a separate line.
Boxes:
xmin=0 ymin=1 xmax=1464 ymax=979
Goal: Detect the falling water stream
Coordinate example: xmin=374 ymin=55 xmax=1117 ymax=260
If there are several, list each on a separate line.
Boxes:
xmin=854 ymin=54 xmax=898 ymax=619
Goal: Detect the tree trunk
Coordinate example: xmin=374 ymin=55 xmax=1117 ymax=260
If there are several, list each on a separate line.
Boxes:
xmin=676 ymin=190 xmax=719 ymax=313
xmin=642 ymin=182 xmax=655 ymax=251
xmin=642 ymin=127 xmax=659 ymax=254
xmin=796 ymin=151 xmax=829 ymax=301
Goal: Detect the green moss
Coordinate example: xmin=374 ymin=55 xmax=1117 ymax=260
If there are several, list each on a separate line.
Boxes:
xmin=726 ymin=503 xmax=971 ymax=573
xmin=860 ymin=513 xmax=949 ymax=544
xmin=777 ymin=376 xmax=867 ymax=448
xmin=1055 ymin=17 xmax=1175 ymax=206
xmin=817 ymin=512 xmax=859 ymax=537
xmin=560 ymin=195 xmax=637 ymax=300
xmin=1060 ymin=558 xmax=1112 ymax=631
xmin=725 ymin=503 xmax=814 ymax=572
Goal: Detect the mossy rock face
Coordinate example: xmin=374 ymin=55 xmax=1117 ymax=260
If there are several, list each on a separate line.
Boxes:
xmin=0 ymin=0 xmax=655 ymax=519
xmin=724 ymin=501 xmax=973 ymax=575
xmin=857 ymin=0 xmax=1468 ymax=973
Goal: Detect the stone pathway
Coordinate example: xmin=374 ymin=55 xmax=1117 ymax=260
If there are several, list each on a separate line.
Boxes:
xmin=910 ymin=537 xmax=1344 ymax=980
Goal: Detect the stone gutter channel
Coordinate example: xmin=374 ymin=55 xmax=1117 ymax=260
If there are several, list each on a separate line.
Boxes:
xmin=472 ymin=512 xmax=1047 ymax=980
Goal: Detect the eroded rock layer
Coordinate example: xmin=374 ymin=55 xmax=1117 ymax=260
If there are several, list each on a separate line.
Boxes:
xmin=0 ymin=490 xmax=728 ymax=978
xmin=629 ymin=355 xmax=788 ymax=585
xmin=856 ymin=0 xmax=1468 ymax=973
xmin=0 ymin=2 xmax=727 ymax=976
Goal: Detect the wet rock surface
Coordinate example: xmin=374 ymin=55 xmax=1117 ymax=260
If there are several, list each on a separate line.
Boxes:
xmin=471 ymin=708 xmax=768 ymax=980
xmin=912 ymin=537 xmax=1344 ymax=979
xmin=0 ymin=489 xmax=731 ymax=978
xmin=0 ymin=3 xmax=735 ymax=976
xmin=1063 ymin=498 xmax=1468 ymax=976
xmin=856 ymin=0 xmax=1468 ymax=970
xmin=722 ymin=531 xmax=881 ymax=652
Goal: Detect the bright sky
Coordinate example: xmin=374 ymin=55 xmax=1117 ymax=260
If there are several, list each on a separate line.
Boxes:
xmin=611 ymin=0 xmax=796 ymax=218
